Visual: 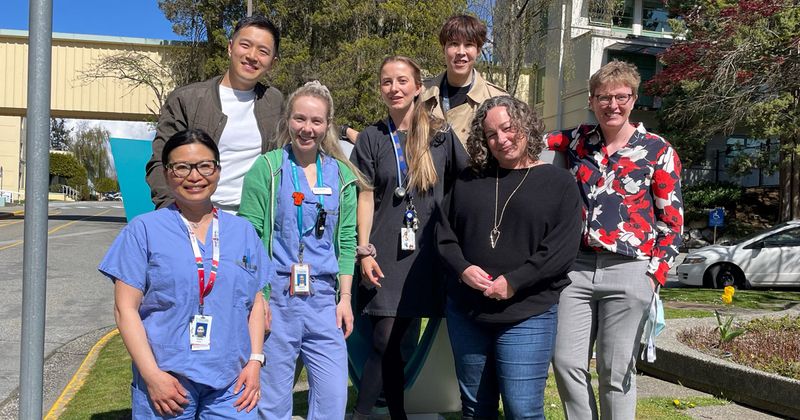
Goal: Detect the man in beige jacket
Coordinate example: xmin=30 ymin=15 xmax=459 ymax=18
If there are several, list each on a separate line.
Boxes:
xmin=419 ymin=14 xmax=507 ymax=146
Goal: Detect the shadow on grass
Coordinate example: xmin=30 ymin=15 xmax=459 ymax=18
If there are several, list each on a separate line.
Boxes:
xmin=89 ymin=409 xmax=132 ymax=419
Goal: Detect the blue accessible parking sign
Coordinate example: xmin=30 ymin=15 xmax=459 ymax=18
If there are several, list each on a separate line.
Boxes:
xmin=708 ymin=207 xmax=724 ymax=227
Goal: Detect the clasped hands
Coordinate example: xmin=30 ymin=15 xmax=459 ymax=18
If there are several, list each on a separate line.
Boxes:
xmin=460 ymin=265 xmax=515 ymax=300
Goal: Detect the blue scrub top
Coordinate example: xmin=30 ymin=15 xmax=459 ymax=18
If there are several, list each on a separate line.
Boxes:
xmin=98 ymin=205 xmax=272 ymax=389
xmin=272 ymin=147 xmax=341 ymax=277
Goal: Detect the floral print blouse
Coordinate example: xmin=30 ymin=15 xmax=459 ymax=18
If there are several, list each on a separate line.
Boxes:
xmin=546 ymin=123 xmax=684 ymax=285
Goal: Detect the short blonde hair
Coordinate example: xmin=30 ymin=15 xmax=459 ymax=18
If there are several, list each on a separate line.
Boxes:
xmin=589 ymin=60 xmax=641 ymax=96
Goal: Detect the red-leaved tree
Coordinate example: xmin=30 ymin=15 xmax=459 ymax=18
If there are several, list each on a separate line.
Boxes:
xmin=647 ymin=0 xmax=800 ymax=220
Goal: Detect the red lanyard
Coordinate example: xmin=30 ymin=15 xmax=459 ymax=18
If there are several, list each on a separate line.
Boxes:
xmin=179 ymin=207 xmax=219 ymax=314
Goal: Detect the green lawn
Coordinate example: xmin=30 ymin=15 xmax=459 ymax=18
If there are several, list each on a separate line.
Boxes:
xmin=60 ymin=335 xmax=728 ymax=419
xmin=661 ymin=288 xmax=800 ymax=312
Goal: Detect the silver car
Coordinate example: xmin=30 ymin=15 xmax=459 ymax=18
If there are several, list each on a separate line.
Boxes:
xmin=677 ymin=220 xmax=800 ymax=289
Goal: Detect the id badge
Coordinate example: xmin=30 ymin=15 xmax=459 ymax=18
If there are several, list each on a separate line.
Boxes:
xmin=311 ymin=186 xmax=333 ymax=195
xmin=291 ymin=263 xmax=311 ymax=295
xmin=189 ymin=314 xmax=212 ymax=351
xmin=400 ymin=227 xmax=416 ymax=251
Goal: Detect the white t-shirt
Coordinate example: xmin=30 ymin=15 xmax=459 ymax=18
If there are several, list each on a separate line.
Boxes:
xmin=212 ymin=85 xmax=261 ymax=212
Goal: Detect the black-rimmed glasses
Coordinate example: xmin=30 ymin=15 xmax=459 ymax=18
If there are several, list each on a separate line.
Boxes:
xmin=166 ymin=160 xmax=219 ymax=177
xmin=593 ymin=93 xmax=635 ymax=106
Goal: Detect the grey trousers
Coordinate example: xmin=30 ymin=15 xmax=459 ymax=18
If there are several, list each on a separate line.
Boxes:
xmin=553 ymin=251 xmax=653 ymax=420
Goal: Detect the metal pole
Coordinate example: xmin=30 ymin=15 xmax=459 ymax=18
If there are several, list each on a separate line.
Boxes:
xmin=20 ymin=0 xmax=52 ymax=418
xmin=247 ymin=0 xmax=253 ymax=16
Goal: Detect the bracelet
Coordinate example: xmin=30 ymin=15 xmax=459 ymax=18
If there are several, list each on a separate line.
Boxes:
xmin=340 ymin=292 xmax=352 ymax=297
xmin=356 ymin=244 xmax=377 ymax=259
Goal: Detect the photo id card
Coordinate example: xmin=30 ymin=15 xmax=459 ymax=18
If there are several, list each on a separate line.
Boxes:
xmin=190 ymin=314 xmax=212 ymax=351
xmin=400 ymin=227 xmax=416 ymax=251
xmin=291 ymin=263 xmax=311 ymax=295
xmin=311 ymin=186 xmax=333 ymax=195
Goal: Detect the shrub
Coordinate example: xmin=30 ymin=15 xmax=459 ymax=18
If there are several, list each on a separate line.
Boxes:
xmin=682 ymin=181 xmax=742 ymax=222
xmin=94 ymin=177 xmax=119 ymax=193
xmin=50 ymin=152 xmax=89 ymax=199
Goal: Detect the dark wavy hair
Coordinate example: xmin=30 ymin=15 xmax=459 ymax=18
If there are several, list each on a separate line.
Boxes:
xmin=466 ymin=96 xmax=544 ymax=172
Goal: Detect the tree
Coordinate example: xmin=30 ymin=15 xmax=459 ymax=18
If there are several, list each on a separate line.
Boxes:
xmin=79 ymin=51 xmax=177 ymax=117
xmin=50 ymin=118 xmax=71 ymax=151
xmin=94 ymin=177 xmax=120 ymax=193
xmin=154 ymin=0 xmax=467 ymax=127
xmin=49 ymin=152 xmax=89 ymax=199
xmin=471 ymin=0 xmax=551 ymax=97
xmin=69 ymin=124 xmax=112 ymax=185
xmin=647 ymin=0 xmax=800 ymax=220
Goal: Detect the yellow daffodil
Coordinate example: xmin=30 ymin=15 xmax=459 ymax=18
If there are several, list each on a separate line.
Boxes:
xmin=721 ymin=294 xmax=733 ymax=304
xmin=723 ymin=286 xmax=735 ymax=297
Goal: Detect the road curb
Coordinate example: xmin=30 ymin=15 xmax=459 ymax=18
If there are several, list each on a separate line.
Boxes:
xmin=44 ymin=329 xmax=119 ymax=419
xmin=637 ymin=309 xmax=800 ymax=418
xmin=0 ymin=210 xmax=23 ymax=219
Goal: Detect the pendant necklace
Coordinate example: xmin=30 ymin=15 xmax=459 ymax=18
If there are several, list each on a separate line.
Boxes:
xmin=490 ymin=166 xmax=531 ymax=249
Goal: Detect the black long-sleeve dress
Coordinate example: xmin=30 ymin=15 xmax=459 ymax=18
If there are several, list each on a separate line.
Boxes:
xmin=351 ymin=120 xmax=467 ymax=317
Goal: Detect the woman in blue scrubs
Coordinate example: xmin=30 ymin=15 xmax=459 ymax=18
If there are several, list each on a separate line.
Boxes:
xmin=239 ymin=81 xmax=368 ymax=419
xmin=99 ymin=129 xmax=269 ymax=418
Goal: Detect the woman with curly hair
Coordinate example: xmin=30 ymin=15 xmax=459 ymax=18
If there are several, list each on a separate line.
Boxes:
xmin=436 ymin=96 xmax=582 ymax=419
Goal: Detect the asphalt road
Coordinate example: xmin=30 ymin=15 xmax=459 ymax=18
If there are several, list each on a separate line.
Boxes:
xmin=0 ymin=201 xmax=126 ymax=414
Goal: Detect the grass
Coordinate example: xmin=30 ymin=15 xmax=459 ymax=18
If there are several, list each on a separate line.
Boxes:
xmin=660 ymin=288 xmax=800 ymax=311
xmin=58 ymin=334 xmax=132 ymax=419
xmin=664 ymin=307 xmax=714 ymax=319
xmin=60 ymin=335 xmax=729 ymax=419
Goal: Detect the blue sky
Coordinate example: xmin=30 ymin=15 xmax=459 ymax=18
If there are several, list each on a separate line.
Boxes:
xmin=3 ymin=0 xmax=182 ymax=40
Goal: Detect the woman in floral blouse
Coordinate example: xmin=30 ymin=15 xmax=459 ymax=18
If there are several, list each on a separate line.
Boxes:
xmin=546 ymin=60 xmax=683 ymax=420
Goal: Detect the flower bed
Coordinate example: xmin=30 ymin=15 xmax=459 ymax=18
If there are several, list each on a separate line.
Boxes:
xmin=678 ymin=315 xmax=800 ymax=380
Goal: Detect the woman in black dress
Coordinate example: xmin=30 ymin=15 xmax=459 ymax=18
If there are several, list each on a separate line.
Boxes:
xmin=350 ymin=56 xmax=466 ymax=419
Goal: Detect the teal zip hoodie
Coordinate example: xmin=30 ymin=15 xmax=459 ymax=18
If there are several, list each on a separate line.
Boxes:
xmin=238 ymin=149 xmax=358 ymax=296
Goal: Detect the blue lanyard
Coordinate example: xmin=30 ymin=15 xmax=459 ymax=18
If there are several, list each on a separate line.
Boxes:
xmin=288 ymin=152 xmax=325 ymax=238
xmin=387 ymin=118 xmax=407 ymax=190
xmin=440 ymin=69 xmax=475 ymax=113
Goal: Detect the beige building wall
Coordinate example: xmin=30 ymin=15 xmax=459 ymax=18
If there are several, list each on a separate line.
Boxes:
xmin=539 ymin=0 xmax=674 ymax=132
xmin=0 ymin=29 xmax=174 ymax=199
xmin=0 ymin=116 xmax=22 ymax=195
xmin=0 ymin=29 xmax=173 ymax=119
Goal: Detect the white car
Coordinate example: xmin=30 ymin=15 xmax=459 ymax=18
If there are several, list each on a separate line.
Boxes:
xmin=677 ymin=220 xmax=800 ymax=289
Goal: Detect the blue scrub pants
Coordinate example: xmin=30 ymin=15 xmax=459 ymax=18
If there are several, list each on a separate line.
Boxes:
xmin=259 ymin=274 xmax=348 ymax=419
xmin=446 ymin=300 xmax=558 ymax=420
xmin=131 ymin=369 xmax=257 ymax=419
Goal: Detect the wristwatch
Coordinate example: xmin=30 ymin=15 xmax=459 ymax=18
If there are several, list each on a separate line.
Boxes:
xmin=249 ymin=353 xmax=266 ymax=366
xmin=339 ymin=124 xmax=350 ymax=140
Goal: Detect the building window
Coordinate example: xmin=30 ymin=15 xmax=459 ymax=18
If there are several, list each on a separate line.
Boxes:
xmin=589 ymin=0 xmax=633 ymax=28
xmin=642 ymin=0 xmax=677 ymax=33
xmin=606 ymin=51 xmax=658 ymax=109
xmin=531 ymin=66 xmax=545 ymax=105
xmin=589 ymin=0 xmax=677 ymax=33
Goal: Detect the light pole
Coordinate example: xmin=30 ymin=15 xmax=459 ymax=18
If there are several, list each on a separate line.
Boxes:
xmin=247 ymin=0 xmax=252 ymax=16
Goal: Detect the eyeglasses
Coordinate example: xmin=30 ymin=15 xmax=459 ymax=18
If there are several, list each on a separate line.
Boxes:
xmin=593 ymin=93 xmax=635 ymax=106
xmin=166 ymin=160 xmax=219 ymax=177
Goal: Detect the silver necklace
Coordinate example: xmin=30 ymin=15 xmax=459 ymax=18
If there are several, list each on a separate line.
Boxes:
xmin=491 ymin=166 xmax=531 ymax=249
